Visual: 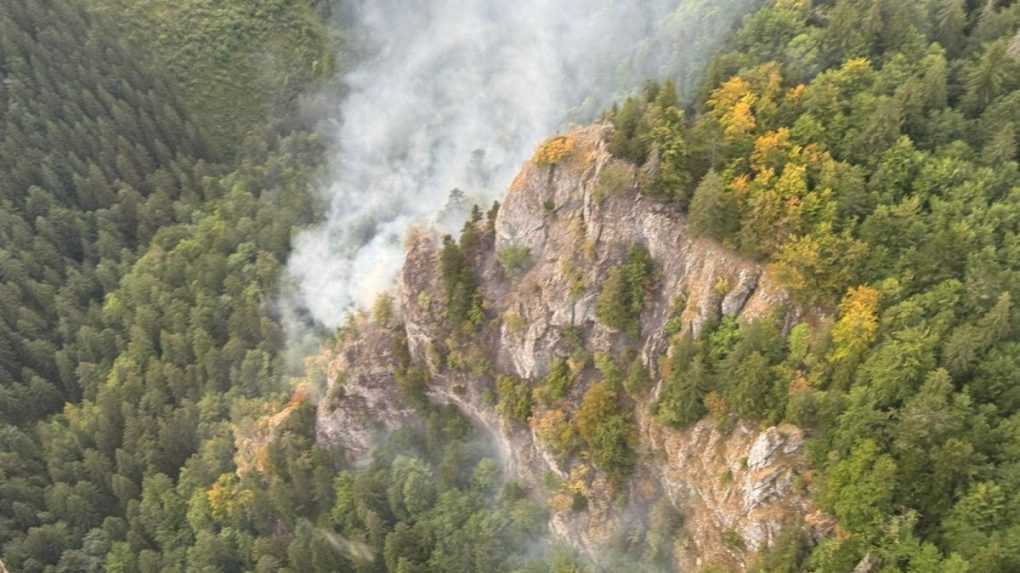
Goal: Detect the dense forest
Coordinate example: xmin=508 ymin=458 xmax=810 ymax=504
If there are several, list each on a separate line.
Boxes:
xmin=0 ymin=0 xmax=337 ymax=570
xmin=2 ymin=0 xmax=1020 ymax=572
xmin=0 ymin=1 xmax=581 ymax=571
xmin=604 ymin=0 xmax=1020 ymax=569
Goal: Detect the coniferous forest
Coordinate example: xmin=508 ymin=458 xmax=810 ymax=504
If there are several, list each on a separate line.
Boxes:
xmin=2 ymin=1 xmax=1020 ymax=572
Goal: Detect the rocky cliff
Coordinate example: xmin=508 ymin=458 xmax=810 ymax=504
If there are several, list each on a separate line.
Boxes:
xmin=316 ymin=125 xmax=831 ymax=571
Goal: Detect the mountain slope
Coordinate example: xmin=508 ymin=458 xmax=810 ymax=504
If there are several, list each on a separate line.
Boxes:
xmin=316 ymin=1 xmax=1020 ymax=571
xmin=317 ymin=125 xmax=827 ymax=571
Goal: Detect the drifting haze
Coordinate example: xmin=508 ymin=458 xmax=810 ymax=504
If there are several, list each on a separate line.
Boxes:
xmin=287 ymin=0 xmax=760 ymax=328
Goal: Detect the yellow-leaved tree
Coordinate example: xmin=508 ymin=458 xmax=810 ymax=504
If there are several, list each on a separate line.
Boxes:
xmin=709 ymin=76 xmax=758 ymax=141
xmin=829 ymin=285 xmax=881 ymax=367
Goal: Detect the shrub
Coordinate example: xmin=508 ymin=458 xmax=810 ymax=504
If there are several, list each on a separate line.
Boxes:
xmin=503 ymin=310 xmax=526 ymax=336
xmin=608 ymin=92 xmax=653 ymax=164
xmin=594 ymin=353 xmax=623 ymax=388
xmin=750 ymin=524 xmax=808 ymax=573
xmin=662 ymin=295 xmax=688 ymax=338
xmin=706 ymin=316 xmax=741 ymax=362
xmin=624 ymin=356 xmax=652 ymax=396
xmin=575 ymin=381 xmax=636 ymax=479
xmin=722 ymin=350 xmax=774 ymax=421
xmin=537 ymin=358 xmax=574 ymax=404
xmin=641 ymin=499 xmax=683 ymax=567
xmin=560 ymin=259 xmax=587 ymax=300
xmin=534 ymin=409 xmax=577 ymax=459
xmin=723 ymin=529 xmax=746 ymax=551
xmin=654 ymin=357 xmax=710 ymax=427
xmin=395 ymin=367 xmax=430 ymax=410
xmin=689 ymin=170 xmax=740 ymax=240
xmin=497 ymin=245 xmax=532 ymax=277
xmin=595 ymin=244 xmax=656 ymax=336
xmin=534 ymin=135 xmax=575 ymax=166
xmin=653 ymin=336 xmax=710 ymax=428
xmin=496 ymin=376 xmax=533 ymax=423
xmin=373 ymin=293 xmax=395 ymax=325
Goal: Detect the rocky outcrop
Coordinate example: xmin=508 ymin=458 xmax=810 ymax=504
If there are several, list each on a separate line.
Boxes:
xmin=641 ymin=418 xmax=829 ymax=571
xmin=315 ymin=317 xmax=421 ymax=464
xmin=488 ymin=126 xmax=788 ymax=382
xmin=317 ymin=125 xmax=829 ymax=570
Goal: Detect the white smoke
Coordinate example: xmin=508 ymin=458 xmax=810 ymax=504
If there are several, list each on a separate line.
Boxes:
xmin=287 ymin=0 xmax=760 ymax=328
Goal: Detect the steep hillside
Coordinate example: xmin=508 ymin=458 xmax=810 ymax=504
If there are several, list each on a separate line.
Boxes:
xmin=316 ymin=1 xmax=1020 ymax=570
xmin=317 ymin=125 xmax=830 ymax=571
xmin=4 ymin=0 xmax=1020 ymax=571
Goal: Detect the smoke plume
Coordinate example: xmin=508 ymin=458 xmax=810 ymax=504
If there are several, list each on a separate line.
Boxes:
xmin=287 ymin=0 xmax=760 ymax=328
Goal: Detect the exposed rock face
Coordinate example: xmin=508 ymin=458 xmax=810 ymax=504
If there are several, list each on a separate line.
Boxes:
xmin=317 ymin=125 xmax=829 ymax=569
xmin=489 ymin=126 xmax=788 ymax=382
xmin=641 ymin=417 xmax=824 ymax=571
xmin=315 ymin=317 xmax=421 ymax=464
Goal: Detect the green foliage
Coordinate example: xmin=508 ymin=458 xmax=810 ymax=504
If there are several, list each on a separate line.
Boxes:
xmin=597 ymin=497 xmax=682 ymax=571
xmin=537 ymin=358 xmax=575 ymax=404
xmin=642 ymin=499 xmax=683 ymax=567
xmin=0 ymin=0 xmax=215 ymax=426
xmin=327 ymin=422 xmax=551 ymax=573
xmin=497 ymin=245 xmax=532 ymax=277
xmin=82 ymin=0 xmax=339 ymax=155
xmin=593 ymin=162 xmax=633 ymax=203
xmin=608 ymin=94 xmax=653 ymax=165
xmin=496 ymin=376 xmax=533 ymax=423
xmin=7 ymin=0 xmax=1020 ymax=569
xmin=575 ymin=379 xmax=636 ymax=480
xmin=439 ymin=230 xmax=485 ymax=333
xmin=396 ymin=367 xmax=431 ymax=410
xmin=655 ymin=314 xmax=790 ymax=428
xmin=606 ymin=81 xmax=694 ymax=204
xmin=654 ymin=336 xmax=711 ymax=427
xmin=595 ymin=244 xmax=656 ymax=336
xmin=820 ymin=439 xmax=898 ymax=541
xmin=751 ymin=524 xmax=808 ymax=573
xmin=618 ymin=3 xmax=1020 ymax=564
xmin=688 ymin=170 xmax=739 ymax=240
xmin=610 ymin=0 xmax=1020 ymax=311
xmin=623 ymin=355 xmax=652 ymax=396
xmin=534 ymin=409 xmax=578 ymax=461
xmin=0 ymin=1 xmax=330 ymax=564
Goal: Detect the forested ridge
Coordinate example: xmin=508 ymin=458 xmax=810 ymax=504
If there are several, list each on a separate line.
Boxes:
xmin=2 ymin=0 xmax=1020 ymax=572
xmin=601 ymin=0 xmax=1020 ymax=569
